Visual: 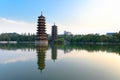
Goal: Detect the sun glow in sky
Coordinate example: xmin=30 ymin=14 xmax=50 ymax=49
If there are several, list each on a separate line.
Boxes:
xmin=0 ymin=0 xmax=120 ymax=34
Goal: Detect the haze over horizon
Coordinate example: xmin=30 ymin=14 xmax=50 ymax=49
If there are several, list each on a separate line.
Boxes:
xmin=0 ymin=0 xmax=120 ymax=35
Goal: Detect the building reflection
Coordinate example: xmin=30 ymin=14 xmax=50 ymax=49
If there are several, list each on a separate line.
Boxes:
xmin=51 ymin=44 xmax=57 ymax=62
xmin=64 ymin=45 xmax=73 ymax=54
xmin=36 ymin=45 xmax=48 ymax=71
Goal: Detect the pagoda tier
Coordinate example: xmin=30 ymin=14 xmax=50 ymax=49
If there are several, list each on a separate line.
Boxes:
xmin=37 ymin=32 xmax=46 ymax=36
xmin=37 ymin=29 xmax=46 ymax=31
xmin=37 ymin=24 xmax=46 ymax=26
xmin=38 ymin=19 xmax=45 ymax=22
xmin=36 ymin=13 xmax=48 ymax=43
xmin=37 ymin=27 xmax=46 ymax=29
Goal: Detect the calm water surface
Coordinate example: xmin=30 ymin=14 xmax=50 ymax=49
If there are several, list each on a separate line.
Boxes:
xmin=0 ymin=44 xmax=120 ymax=80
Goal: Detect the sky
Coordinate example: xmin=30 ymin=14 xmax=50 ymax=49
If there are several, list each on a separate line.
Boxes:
xmin=0 ymin=0 xmax=120 ymax=35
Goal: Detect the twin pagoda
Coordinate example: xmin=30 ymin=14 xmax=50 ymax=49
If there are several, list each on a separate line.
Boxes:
xmin=35 ymin=13 xmax=57 ymax=45
xmin=35 ymin=13 xmax=48 ymax=45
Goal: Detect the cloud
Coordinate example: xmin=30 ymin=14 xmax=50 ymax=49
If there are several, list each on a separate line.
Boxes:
xmin=0 ymin=18 xmax=66 ymax=35
xmin=2 ymin=56 xmax=35 ymax=64
xmin=0 ymin=18 xmax=36 ymax=34
xmin=0 ymin=50 xmax=36 ymax=64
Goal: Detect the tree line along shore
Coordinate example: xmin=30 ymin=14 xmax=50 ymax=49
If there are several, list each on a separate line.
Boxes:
xmin=0 ymin=32 xmax=120 ymax=44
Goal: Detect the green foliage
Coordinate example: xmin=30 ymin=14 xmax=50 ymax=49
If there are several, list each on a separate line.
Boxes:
xmin=1 ymin=31 xmax=120 ymax=43
xmin=70 ymin=32 xmax=120 ymax=43
xmin=56 ymin=37 xmax=64 ymax=44
xmin=0 ymin=33 xmax=36 ymax=42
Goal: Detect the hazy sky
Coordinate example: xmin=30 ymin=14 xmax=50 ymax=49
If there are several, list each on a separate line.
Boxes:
xmin=0 ymin=0 xmax=120 ymax=34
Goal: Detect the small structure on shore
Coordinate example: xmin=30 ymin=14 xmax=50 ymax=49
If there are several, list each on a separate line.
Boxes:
xmin=35 ymin=12 xmax=48 ymax=46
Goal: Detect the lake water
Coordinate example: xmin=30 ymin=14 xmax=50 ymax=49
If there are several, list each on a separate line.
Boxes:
xmin=0 ymin=44 xmax=120 ymax=80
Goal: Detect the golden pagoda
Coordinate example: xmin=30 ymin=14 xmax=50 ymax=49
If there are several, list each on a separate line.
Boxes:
xmin=35 ymin=12 xmax=48 ymax=46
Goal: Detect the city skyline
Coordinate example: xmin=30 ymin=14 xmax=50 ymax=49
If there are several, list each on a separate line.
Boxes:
xmin=0 ymin=0 xmax=120 ymax=34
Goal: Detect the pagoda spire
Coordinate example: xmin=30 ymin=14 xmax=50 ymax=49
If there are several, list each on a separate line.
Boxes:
xmin=41 ymin=11 xmax=43 ymax=16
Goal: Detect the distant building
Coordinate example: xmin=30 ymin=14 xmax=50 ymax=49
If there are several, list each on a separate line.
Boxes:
xmin=64 ymin=31 xmax=72 ymax=40
xmin=51 ymin=24 xmax=57 ymax=42
xmin=106 ymin=32 xmax=115 ymax=36
xmin=64 ymin=31 xmax=72 ymax=36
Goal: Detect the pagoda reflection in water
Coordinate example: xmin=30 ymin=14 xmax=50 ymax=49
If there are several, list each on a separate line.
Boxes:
xmin=36 ymin=45 xmax=48 ymax=71
xmin=51 ymin=44 xmax=57 ymax=62
xmin=36 ymin=44 xmax=58 ymax=71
